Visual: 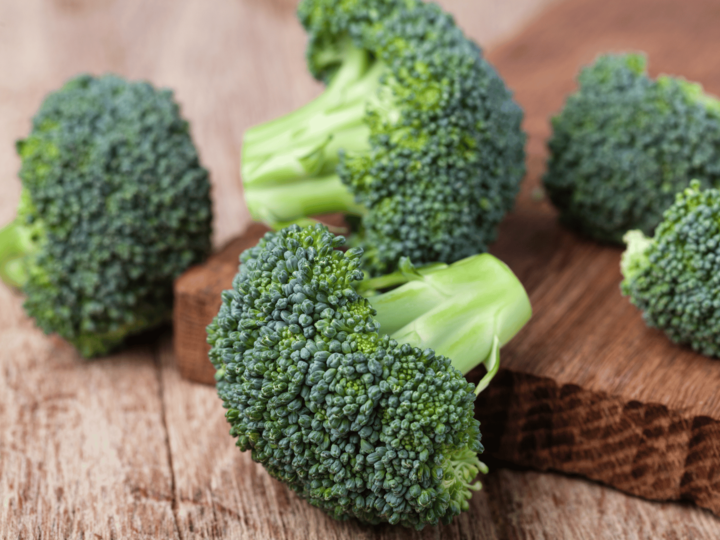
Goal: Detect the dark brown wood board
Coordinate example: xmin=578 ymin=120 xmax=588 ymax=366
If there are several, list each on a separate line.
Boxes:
xmin=172 ymin=0 xmax=720 ymax=518
xmin=174 ymin=223 xmax=270 ymax=385
xmin=4 ymin=0 xmax=720 ymax=537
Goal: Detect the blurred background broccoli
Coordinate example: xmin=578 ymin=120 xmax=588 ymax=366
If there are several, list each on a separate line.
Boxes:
xmin=544 ymin=53 xmax=720 ymax=244
xmin=0 ymin=74 xmax=213 ymax=357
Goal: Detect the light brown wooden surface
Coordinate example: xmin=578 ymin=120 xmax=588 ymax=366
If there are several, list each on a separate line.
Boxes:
xmin=2 ymin=0 xmax=720 ymax=538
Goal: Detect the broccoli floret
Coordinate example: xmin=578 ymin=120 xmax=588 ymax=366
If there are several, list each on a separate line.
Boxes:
xmin=544 ymin=53 xmax=720 ymax=244
xmin=620 ymin=180 xmax=720 ymax=358
xmin=207 ymin=223 xmax=531 ymax=529
xmin=0 ymin=74 xmax=212 ymax=358
xmin=242 ymin=0 xmax=525 ymax=275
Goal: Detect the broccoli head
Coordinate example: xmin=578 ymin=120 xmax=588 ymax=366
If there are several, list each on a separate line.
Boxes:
xmin=544 ymin=53 xmax=720 ymax=244
xmin=242 ymin=0 xmax=526 ymax=275
xmin=0 ymin=74 xmax=212 ymax=358
xmin=207 ymin=223 xmax=531 ymax=529
xmin=621 ymin=181 xmax=720 ymax=358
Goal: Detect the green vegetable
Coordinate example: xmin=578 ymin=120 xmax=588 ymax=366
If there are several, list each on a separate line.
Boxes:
xmin=242 ymin=0 xmax=526 ymax=275
xmin=207 ymin=223 xmax=531 ymax=529
xmin=621 ymin=180 xmax=720 ymax=358
xmin=0 ymin=74 xmax=213 ymax=358
xmin=544 ymin=53 xmax=720 ymax=244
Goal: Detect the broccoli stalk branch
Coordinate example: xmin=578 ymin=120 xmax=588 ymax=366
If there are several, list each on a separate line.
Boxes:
xmin=363 ymin=253 xmax=530 ymax=511
xmin=0 ymin=218 xmax=32 ymax=289
xmin=363 ymin=254 xmax=531 ymax=393
xmin=241 ymin=40 xmax=385 ymax=226
xmin=244 ymin=172 xmax=366 ymax=226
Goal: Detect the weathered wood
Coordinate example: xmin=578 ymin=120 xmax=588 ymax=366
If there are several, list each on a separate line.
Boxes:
xmin=3 ymin=0 xmax=720 ymax=537
xmin=169 ymin=0 xmax=720 ymax=519
xmin=0 ymin=288 xmax=178 ymax=539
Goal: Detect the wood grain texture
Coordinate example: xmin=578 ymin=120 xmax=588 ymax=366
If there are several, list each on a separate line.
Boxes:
xmin=3 ymin=0 xmax=720 ymax=538
xmin=0 ymin=289 xmax=178 ymax=538
xmin=170 ymin=0 xmax=720 ymax=521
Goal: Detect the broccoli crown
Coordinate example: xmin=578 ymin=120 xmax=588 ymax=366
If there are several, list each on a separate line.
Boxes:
xmin=621 ymin=181 xmax=720 ymax=358
xmin=544 ymin=53 xmax=720 ymax=244
xmin=242 ymin=0 xmax=525 ymax=275
xmin=339 ymin=1 xmax=526 ymax=272
xmin=207 ymin=224 xmax=491 ymax=529
xmin=298 ymin=0 xmax=397 ymax=82
xmin=6 ymin=74 xmax=212 ymax=357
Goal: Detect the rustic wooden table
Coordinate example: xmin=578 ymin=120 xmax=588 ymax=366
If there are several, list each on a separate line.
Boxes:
xmin=2 ymin=0 xmax=720 ymax=538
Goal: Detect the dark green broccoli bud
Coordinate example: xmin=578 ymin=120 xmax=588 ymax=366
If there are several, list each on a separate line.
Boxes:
xmin=544 ymin=53 xmax=720 ymax=244
xmin=242 ymin=0 xmax=525 ymax=275
xmin=207 ymin=223 xmax=531 ymax=529
xmin=621 ymin=181 xmax=720 ymax=358
xmin=0 ymin=74 xmax=212 ymax=358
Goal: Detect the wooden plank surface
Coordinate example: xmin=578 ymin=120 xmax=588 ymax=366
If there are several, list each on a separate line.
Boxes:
xmin=0 ymin=292 xmax=178 ymax=537
xmin=2 ymin=0 xmax=720 ymax=538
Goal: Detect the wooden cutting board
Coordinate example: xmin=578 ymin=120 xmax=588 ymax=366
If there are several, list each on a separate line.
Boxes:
xmin=173 ymin=0 xmax=720 ymax=517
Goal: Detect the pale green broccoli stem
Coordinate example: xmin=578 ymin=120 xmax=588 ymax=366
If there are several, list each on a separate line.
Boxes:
xmin=241 ymin=41 xmax=386 ymax=226
xmin=620 ymin=230 xmax=653 ymax=282
xmin=243 ymin=41 xmax=373 ymax=145
xmin=356 ymin=259 xmax=448 ymax=293
xmin=0 ymin=218 xmax=33 ymax=289
xmin=362 ymin=254 xmax=529 ymax=509
xmin=366 ymin=254 xmax=532 ymax=393
xmin=244 ymin=173 xmax=366 ymax=225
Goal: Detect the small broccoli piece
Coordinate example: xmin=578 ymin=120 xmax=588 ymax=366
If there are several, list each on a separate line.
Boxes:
xmin=544 ymin=53 xmax=720 ymax=244
xmin=621 ymin=181 xmax=720 ymax=358
xmin=207 ymin=223 xmax=531 ymax=529
xmin=242 ymin=0 xmax=525 ymax=275
xmin=0 ymin=74 xmax=212 ymax=358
